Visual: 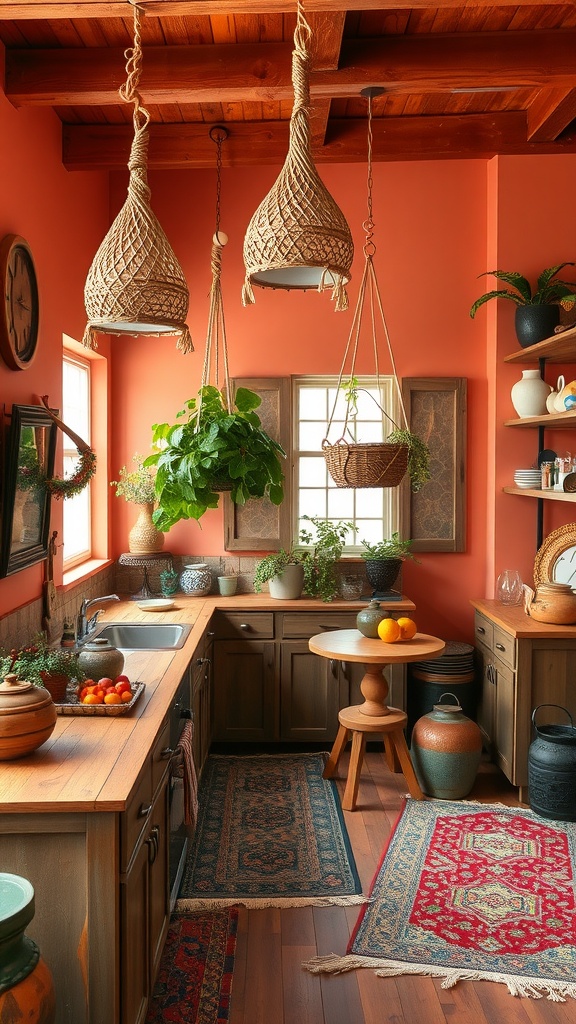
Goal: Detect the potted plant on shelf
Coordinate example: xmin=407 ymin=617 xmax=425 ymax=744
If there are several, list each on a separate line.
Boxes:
xmin=360 ymin=533 xmax=420 ymax=594
xmin=253 ymin=549 xmax=305 ymax=600
xmin=111 ymin=453 xmax=164 ymax=554
xmin=299 ymin=516 xmax=357 ymax=602
xmin=469 ymin=263 xmax=576 ymax=348
xmin=0 ymin=634 xmax=85 ymax=702
xmin=146 ymin=385 xmax=286 ymax=528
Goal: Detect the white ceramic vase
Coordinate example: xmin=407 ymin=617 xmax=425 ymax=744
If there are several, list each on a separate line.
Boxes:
xmin=268 ymin=564 xmax=304 ymax=600
xmin=510 ymin=369 xmax=551 ymax=418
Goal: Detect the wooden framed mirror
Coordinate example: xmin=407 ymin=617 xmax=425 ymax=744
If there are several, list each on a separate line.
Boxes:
xmin=1 ymin=404 xmax=57 ymax=577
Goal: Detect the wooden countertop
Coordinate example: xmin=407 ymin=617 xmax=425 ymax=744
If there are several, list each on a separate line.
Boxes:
xmin=0 ymin=593 xmax=415 ymax=815
xmin=471 ymin=598 xmax=576 ymax=639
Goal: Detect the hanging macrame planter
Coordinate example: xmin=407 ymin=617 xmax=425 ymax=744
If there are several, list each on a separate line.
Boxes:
xmin=242 ymin=0 xmax=353 ymax=311
xmin=82 ymin=2 xmax=192 ymax=353
xmin=322 ymin=90 xmax=430 ymax=492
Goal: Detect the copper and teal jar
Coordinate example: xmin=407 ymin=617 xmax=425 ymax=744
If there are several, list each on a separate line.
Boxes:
xmin=410 ymin=692 xmax=482 ymax=799
xmin=0 ymin=873 xmax=56 ymax=1023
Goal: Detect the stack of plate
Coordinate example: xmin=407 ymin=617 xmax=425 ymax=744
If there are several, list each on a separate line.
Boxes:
xmin=407 ymin=641 xmax=477 ymax=736
xmin=411 ymin=640 xmax=475 ymax=679
xmin=514 ymin=468 xmax=542 ymax=489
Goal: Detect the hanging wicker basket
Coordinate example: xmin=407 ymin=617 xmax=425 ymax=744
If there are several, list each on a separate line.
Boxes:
xmin=322 ymin=439 xmax=409 ymax=489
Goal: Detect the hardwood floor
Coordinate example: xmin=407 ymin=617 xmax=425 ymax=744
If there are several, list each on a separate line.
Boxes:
xmin=227 ymin=751 xmax=575 ymax=1024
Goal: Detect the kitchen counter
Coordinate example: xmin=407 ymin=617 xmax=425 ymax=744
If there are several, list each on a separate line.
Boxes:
xmin=0 ymin=593 xmax=416 ymax=813
xmin=471 ymin=597 xmax=576 ymax=638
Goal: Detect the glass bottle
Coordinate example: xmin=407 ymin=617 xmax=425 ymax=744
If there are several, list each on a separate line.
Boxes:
xmin=496 ymin=570 xmax=524 ymax=606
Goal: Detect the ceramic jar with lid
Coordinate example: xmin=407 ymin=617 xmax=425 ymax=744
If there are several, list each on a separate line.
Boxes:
xmin=0 ymin=674 xmax=57 ymax=761
xmin=180 ymin=563 xmax=212 ymax=596
xmin=0 ymin=873 xmax=56 ymax=1023
xmin=410 ymin=692 xmax=483 ymax=799
xmin=356 ymin=600 xmax=386 ymax=638
xmin=77 ymin=637 xmax=124 ymax=680
xmin=528 ymin=582 xmax=576 ymax=625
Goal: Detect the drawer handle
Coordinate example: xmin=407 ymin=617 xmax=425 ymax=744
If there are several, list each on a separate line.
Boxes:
xmin=495 ymin=643 xmax=505 ymax=652
xmin=240 ymin=623 xmax=250 ymax=630
xmin=477 ymin=626 xmax=486 ymax=635
xmin=160 ymin=747 xmax=175 ymax=759
xmin=138 ymin=803 xmax=152 ymax=819
xmin=206 ymin=631 xmax=215 ymax=638
xmin=180 ymin=709 xmax=193 ymax=720
xmin=330 ymin=659 xmax=338 ymax=678
xmin=320 ymin=624 xmax=339 ymax=631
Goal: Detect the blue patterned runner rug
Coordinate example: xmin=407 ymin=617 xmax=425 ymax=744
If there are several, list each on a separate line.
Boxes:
xmin=176 ymin=752 xmax=365 ymax=909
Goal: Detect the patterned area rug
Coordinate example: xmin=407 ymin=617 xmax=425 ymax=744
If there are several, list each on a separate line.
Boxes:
xmin=304 ymin=798 xmax=576 ymax=1000
xmin=145 ymin=909 xmax=237 ymax=1024
xmin=177 ymin=752 xmax=363 ymax=910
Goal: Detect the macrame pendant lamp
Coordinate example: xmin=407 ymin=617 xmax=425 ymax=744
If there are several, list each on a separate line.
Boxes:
xmin=242 ymin=0 xmax=353 ymax=311
xmin=82 ymin=1 xmax=192 ymax=353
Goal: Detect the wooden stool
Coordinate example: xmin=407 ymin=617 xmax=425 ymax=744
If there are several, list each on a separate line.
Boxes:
xmin=323 ymin=705 xmax=424 ymax=811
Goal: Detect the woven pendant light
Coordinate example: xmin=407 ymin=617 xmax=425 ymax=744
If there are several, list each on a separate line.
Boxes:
xmin=82 ymin=1 xmax=192 ymax=353
xmin=242 ymin=0 xmax=353 ymax=312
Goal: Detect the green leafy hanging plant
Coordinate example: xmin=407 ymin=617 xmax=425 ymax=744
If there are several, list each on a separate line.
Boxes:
xmin=146 ymin=385 xmax=286 ymax=528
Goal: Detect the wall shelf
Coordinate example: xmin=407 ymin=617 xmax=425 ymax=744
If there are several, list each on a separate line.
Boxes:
xmin=504 ymin=411 xmax=576 ymax=428
xmin=503 ymin=486 xmax=576 ymax=502
xmin=503 ymin=326 xmax=576 ymax=365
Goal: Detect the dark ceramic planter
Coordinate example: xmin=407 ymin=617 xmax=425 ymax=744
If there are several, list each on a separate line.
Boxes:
xmin=364 ymin=558 xmax=402 ymax=593
xmin=515 ymin=305 xmax=559 ymax=348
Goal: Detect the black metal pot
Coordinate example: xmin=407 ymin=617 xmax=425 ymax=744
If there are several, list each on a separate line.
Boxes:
xmin=528 ymin=704 xmax=576 ymax=821
xmin=515 ymin=305 xmax=559 ymax=348
xmin=364 ymin=557 xmax=401 ymax=593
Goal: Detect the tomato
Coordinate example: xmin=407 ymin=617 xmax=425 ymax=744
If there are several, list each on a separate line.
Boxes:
xmin=114 ymin=674 xmax=130 ymax=685
xmin=105 ymin=685 xmax=117 ymax=694
xmin=120 ymin=690 xmax=133 ymax=703
xmin=115 ymin=681 xmax=132 ymax=695
xmin=104 ymin=692 xmax=122 ymax=705
xmin=98 ymin=677 xmax=114 ymax=689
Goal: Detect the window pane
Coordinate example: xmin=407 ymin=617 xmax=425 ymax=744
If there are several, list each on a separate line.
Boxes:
xmin=62 ymin=355 xmax=91 ymax=566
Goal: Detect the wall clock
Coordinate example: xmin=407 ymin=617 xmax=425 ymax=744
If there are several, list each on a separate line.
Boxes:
xmin=0 ymin=234 xmax=40 ymax=371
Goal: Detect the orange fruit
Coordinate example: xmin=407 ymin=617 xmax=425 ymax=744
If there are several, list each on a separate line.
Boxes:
xmin=377 ymin=617 xmax=402 ymax=643
xmin=82 ymin=694 xmax=101 ymax=705
xmin=120 ymin=690 xmax=133 ymax=703
xmin=104 ymin=692 xmax=122 ymax=705
xmin=397 ymin=617 xmax=417 ymax=640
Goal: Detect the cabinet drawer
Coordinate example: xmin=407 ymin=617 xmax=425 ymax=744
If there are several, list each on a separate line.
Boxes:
xmin=474 ymin=612 xmax=493 ymax=649
xmin=121 ymin=763 xmax=153 ymax=870
xmin=151 ymin=718 xmax=171 ymax=793
xmin=493 ymin=626 xmax=516 ymax=670
xmin=280 ymin=612 xmax=358 ymax=639
xmin=212 ymin=611 xmax=274 ymax=639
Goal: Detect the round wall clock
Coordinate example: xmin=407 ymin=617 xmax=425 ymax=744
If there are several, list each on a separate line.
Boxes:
xmin=0 ymin=234 xmax=40 ymax=371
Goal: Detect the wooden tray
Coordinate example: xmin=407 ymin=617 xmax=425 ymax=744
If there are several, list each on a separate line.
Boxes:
xmin=54 ymin=682 xmax=145 ymax=716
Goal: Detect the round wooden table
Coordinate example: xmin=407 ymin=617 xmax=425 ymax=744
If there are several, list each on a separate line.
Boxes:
xmin=309 ymin=629 xmax=446 ymax=810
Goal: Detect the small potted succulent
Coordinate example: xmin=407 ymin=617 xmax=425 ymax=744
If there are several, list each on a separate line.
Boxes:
xmin=111 ymin=452 xmax=164 ymax=553
xmin=469 ymin=263 xmax=576 ymax=347
xmin=360 ymin=534 xmax=420 ymax=594
xmin=0 ymin=634 xmax=85 ymax=702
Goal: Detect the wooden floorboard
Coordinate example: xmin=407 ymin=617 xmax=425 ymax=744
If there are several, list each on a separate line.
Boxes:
xmin=220 ymin=749 xmax=576 ymax=1024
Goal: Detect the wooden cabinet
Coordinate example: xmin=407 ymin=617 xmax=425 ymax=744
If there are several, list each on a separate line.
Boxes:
xmin=212 ymin=609 xmax=407 ymax=743
xmin=191 ymin=627 xmax=213 ymax=777
xmin=472 ymin=600 xmax=576 ymax=800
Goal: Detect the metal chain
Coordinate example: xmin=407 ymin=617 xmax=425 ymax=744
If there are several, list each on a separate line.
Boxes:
xmin=363 ymin=92 xmax=376 ymax=258
xmin=210 ymin=125 xmax=228 ymax=242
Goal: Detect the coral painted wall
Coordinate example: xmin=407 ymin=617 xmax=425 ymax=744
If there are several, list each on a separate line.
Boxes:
xmin=0 ymin=44 xmax=110 ymax=617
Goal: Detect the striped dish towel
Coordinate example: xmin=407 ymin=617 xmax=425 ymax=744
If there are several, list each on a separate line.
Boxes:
xmin=174 ymin=720 xmax=198 ymax=828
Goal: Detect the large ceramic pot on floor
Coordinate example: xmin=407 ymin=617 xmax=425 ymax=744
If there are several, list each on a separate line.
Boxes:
xmin=0 ymin=873 xmax=56 ymax=1023
xmin=410 ymin=692 xmax=482 ymax=799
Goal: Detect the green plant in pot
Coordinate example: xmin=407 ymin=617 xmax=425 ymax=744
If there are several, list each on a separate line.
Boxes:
xmin=360 ymin=534 xmax=420 ymax=595
xmin=469 ymin=263 xmax=576 ymax=348
xmin=299 ymin=515 xmax=357 ymax=602
xmin=253 ymin=549 xmax=304 ymax=600
xmin=146 ymin=385 xmax=286 ymax=527
xmin=0 ymin=634 xmax=85 ymax=702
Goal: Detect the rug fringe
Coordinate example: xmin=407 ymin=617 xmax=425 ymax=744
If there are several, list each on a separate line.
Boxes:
xmin=177 ymin=896 xmax=369 ymax=912
xmin=301 ymin=955 xmax=576 ymax=1001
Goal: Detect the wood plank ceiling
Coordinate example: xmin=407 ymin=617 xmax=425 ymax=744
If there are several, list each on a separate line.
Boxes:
xmin=2 ymin=1 xmax=576 ymax=169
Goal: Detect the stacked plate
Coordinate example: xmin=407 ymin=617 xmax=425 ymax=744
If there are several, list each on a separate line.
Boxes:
xmin=412 ymin=640 xmax=475 ymax=677
xmin=514 ymin=468 xmax=542 ymax=489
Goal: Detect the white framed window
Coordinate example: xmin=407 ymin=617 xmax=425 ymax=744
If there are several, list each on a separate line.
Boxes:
xmin=62 ymin=353 xmax=91 ymax=568
xmin=293 ymin=375 xmax=400 ymax=551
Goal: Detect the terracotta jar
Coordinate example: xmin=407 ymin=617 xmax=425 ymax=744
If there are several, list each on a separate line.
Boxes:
xmin=0 ymin=674 xmax=57 ymax=761
xmin=529 ymin=583 xmax=576 ymax=625
xmin=410 ymin=692 xmax=483 ymax=799
xmin=0 ymin=873 xmax=56 ymax=1023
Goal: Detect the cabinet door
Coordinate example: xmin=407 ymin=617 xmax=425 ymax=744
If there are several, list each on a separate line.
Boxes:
xmin=279 ymin=641 xmax=343 ymax=741
xmin=475 ymin=640 xmax=495 ymax=751
xmin=493 ymin=659 xmax=515 ymax=784
xmin=149 ymin=782 xmax=170 ymax=984
xmin=213 ymin=640 xmax=277 ymax=741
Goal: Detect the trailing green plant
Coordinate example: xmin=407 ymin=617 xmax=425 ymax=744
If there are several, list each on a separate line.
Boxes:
xmin=145 ymin=385 xmax=286 ymax=528
xmin=360 ymin=533 xmax=420 ymax=563
xmin=340 ymin=377 xmax=431 ymax=492
xmin=299 ymin=515 xmax=357 ymax=602
xmin=253 ymin=549 xmax=303 ymax=593
xmin=0 ymin=633 xmax=85 ymax=687
xmin=111 ymin=452 xmax=157 ymax=504
xmin=469 ymin=263 xmax=576 ymax=317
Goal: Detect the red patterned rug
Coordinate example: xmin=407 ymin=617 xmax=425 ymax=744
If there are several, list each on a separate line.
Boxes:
xmin=304 ymin=798 xmax=576 ymax=1000
xmin=145 ymin=909 xmax=238 ymax=1023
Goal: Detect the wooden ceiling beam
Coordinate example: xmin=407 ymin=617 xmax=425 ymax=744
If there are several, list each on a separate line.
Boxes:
xmin=0 ymin=1 xmax=565 ymax=20
xmin=7 ymin=31 xmax=576 ymax=107
xmin=62 ymin=112 xmax=576 ymax=170
xmin=526 ymin=87 xmax=576 ymax=142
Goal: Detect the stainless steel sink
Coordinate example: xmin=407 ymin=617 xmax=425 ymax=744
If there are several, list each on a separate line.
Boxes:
xmin=89 ymin=622 xmax=192 ymax=651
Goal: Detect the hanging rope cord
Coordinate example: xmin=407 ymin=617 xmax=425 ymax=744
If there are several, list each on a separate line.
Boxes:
xmin=197 ymin=128 xmax=232 ymax=425
xmin=119 ymin=2 xmax=152 ymax=214
xmin=325 ymin=93 xmax=409 ymax=440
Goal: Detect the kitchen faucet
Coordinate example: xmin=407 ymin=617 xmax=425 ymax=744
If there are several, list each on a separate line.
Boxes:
xmin=76 ymin=594 xmax=120 ymax=643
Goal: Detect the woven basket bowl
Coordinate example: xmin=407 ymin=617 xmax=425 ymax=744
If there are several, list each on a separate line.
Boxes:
xmin=364 ymin=558 xmax=402 ymax=592
xmin=323 ymin=441 xmax=409 ymax=488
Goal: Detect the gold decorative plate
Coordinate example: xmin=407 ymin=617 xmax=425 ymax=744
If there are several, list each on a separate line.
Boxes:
xmin=54 ymin=682 xmax=145 ymax=716
xmin=533 ymin=524 xmax=576 ymax=587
